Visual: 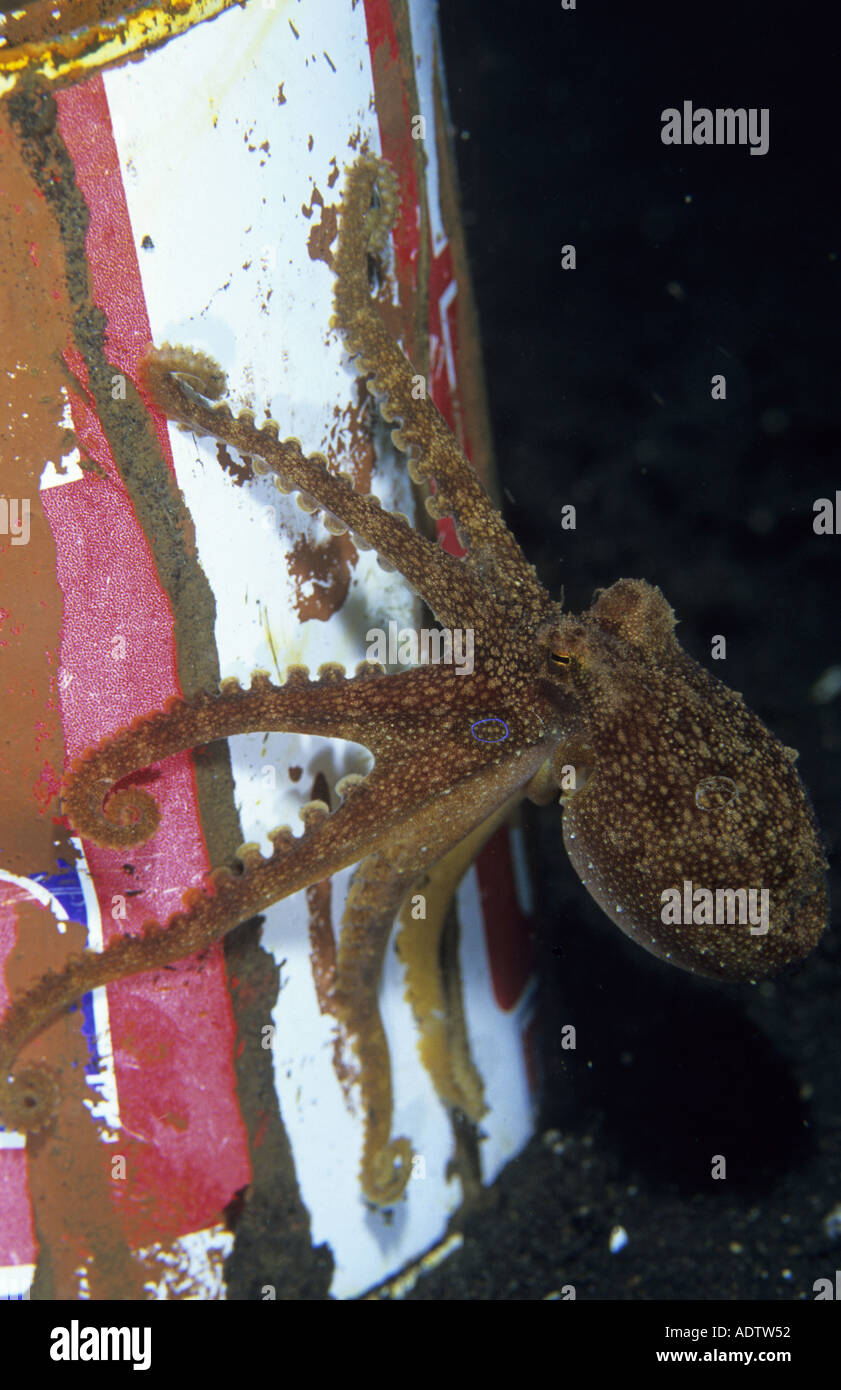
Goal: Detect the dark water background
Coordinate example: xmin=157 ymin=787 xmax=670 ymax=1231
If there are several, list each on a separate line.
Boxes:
xmin=426 ymin=0 xmax=841 ymax=1302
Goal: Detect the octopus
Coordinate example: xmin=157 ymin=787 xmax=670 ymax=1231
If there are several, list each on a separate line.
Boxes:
xmin=0 ymin=155 xmax=828 ymax=1206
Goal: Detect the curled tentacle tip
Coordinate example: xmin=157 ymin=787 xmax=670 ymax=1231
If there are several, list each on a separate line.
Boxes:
xmin=103 ymin=786 xmax=161 ymax=841
xmin=142 ymin=343 xmax=228 ymax=400
xmin=363 ymin=1136 xmax=413 ymax=1207
xmin=1 ymin=1062 xmax=61 ymax=1134
xmin=63 ymin=781 xmax=161 ymax=849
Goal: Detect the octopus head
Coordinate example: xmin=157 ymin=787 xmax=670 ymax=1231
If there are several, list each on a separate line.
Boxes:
xmin=541 ymin=580 xmax=827 ymax=981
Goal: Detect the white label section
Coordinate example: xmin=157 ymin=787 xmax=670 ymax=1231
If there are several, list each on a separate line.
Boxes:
xmin=101 ymin=0 xmax=483 ymax=1299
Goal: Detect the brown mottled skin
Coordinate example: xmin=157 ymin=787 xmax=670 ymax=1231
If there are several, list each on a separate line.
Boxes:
xmin=0 ymin=157 xmax=827 ymax=1202
xmin=547 ymin=580 xmax=826 ymax=980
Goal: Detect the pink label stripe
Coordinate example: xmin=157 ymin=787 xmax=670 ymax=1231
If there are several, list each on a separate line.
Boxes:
xmin=25 ymin=75 xmax=253 ymax=1246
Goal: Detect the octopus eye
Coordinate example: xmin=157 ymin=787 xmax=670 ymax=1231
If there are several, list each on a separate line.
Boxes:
xmin=549 ymin=651 xmax=574 ymax=668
